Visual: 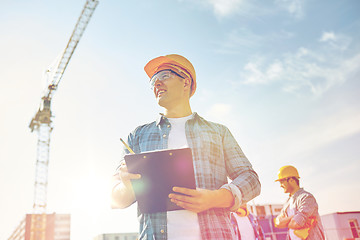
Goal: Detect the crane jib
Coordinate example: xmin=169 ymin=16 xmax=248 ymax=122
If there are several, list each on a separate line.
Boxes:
xmin=28 ymin=1 xmax=99 ymax=240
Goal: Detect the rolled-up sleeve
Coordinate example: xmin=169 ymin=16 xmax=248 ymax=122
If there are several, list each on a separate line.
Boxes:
xmin=220 ymin=183 xmax=243 ymax=211
xmin=292 ymin=193 xmax=318 ymax=227
xmin=222 ymin=126 xmax=261 ymax=208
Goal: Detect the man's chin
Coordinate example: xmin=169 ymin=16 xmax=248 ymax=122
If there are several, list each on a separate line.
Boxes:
xmin=157 ymin=98 xmax=167 ymax=108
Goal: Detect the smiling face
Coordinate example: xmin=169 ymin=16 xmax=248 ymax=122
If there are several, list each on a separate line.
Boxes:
xmin=151 ymin=70 xmax=191 ymax=109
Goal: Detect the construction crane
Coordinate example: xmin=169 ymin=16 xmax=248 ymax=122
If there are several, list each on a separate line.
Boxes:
xmin=28 ymin=1 xmax=98 ymax=239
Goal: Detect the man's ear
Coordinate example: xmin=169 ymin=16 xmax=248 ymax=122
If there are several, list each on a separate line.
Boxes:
xmin=183 ymin=77 xmax=192 ymax=90
xmin=289 ymin=178 xmax=296 ymax=186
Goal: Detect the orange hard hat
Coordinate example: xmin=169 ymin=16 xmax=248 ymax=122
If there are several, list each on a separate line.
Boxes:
xmin=275 ymin=165 xmax=300 ymax=182
xmin=144 ymin=54 xmax=197 ymax=97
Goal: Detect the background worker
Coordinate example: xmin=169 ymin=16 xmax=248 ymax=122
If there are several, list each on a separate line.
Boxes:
xmin=230 ymin=204 xmax=265 ymax=240
xmin=111 ymin=54 xmax=261 ymax=240
xmin=274 ymin=165 xmax=325 ymax=240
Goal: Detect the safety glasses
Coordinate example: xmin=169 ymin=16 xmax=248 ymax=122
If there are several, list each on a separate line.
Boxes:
xmin=149 ymin=70 xmax=184 ymax=90
xmin=279 ymin=178 xmax=291 ymax=184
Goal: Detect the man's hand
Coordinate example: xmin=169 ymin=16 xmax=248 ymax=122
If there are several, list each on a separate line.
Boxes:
xmin=118 ymin=162 xmax=141 ymax=188
xmin=168 ymin=187 xmax=234 ymax=213
xmin=288 ymin=218 xmax=304 ymax=229
xmin=111 ymin=162 xmax=141 ymax=209
xmin=274 ymin=214 xmax=292 ymax=228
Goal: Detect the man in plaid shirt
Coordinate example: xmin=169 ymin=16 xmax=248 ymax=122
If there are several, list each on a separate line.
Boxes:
xmin=274 ymin=165 xmax=325 ymax=239
xmin=111 ymin=54 xmax=261 ymax=240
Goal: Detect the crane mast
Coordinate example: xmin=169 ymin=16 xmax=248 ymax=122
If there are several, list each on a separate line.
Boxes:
xmin=28 ymin=1 xmax=98 ymax=239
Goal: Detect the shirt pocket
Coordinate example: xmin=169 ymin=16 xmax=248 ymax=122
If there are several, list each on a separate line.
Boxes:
xmin=139 ymin=132 xmax=162 ymax=153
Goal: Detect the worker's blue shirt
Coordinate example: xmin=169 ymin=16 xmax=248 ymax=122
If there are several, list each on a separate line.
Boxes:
xmin=118 ymin=112 xmax=261 ymax=240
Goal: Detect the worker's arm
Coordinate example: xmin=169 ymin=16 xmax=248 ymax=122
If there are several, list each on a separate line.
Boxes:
xmin=289 ymin=193 xmax=319 ymax=229
xmin=288 ymin=218 xmax=303 ymax=229
xmin=221 ymin=126 xmax=261 ymax=210
xmin=274 ymin=214 xmax=303 ymax=229
xmin=274 ymin=214 xmax=293 ymax=228
xmin=111 ymin=162 xmax=140 ymax=209
xmin=169 ymin=187 xmax=234 ymax=213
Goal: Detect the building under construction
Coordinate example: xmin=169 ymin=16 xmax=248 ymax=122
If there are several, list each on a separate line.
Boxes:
xmin=7 ymin=214 xmax=70 ymax=240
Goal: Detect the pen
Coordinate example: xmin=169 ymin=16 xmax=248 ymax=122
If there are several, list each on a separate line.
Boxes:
xmin=120 ymin=138 xmax=135 ymax=154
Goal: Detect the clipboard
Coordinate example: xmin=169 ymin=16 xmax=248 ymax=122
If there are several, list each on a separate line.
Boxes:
xmin=124 ymin=148 xmax=196 ymax=214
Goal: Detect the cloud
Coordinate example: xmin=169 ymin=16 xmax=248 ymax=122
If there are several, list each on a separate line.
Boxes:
xmin=260 ymin=106 xmax=360 ymax=165
xmin=242 ymin=58 xmax=283 ymax=84
xmin=275 ymin=0 xmax=305 ymax=19
xmin=180 ymin=0 xmax=306 ymax=19
xmin=214 ymin=28 xmax=295 ymax=54
xmin=178 ymin=0 xmax=249 ymax=18
xmin=289 ymin=109 xmax=360 ymax=153
xmin=206 ymin=103 xmax=232 ymax=121
xmin=206 ymin=0 xmax=245 ymax=18
xmin=319 ymin=32 xmax=336 ymax=42
xmin=319 ymin=31 xmax=352 ymax=50
xmin=240 ymin=33 xmax=360 ymax=96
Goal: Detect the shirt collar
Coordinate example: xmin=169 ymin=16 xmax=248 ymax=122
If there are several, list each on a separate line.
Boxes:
xmin=156 ymin=112 xmax=198 ymax=126
xmin=290 ymin=187 xmax=304 ymax=198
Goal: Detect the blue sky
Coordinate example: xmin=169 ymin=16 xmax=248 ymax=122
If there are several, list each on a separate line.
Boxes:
xmin=1 ymin=0 xmax=359 ymax=239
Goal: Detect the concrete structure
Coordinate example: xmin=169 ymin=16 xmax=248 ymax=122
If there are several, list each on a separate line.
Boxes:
xmin=321 ymin=211 xmax=360 ymax=240
xmin=256 ymin=216 xmax=287 ymax=240
xmin=93 ymin=232 xmax=138 ymax=240
xmin=250 ymin=204 xmax=283 ymax=218
xmin=249 ymin=204 xmax=287 ymax=240
xmin=7 ymin=213 xmax=70 ymax=240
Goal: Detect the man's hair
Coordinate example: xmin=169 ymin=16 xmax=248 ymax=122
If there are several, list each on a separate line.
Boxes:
xmin=177 ymin=75 xmax=193 ymax=98
xmin=188 ymin=78 xmax=194 ymax=97
xmin=290 ymin=177 xmax=300 ymax=186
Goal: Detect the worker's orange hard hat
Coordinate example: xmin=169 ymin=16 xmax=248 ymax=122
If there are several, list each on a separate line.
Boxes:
xmin=144 ymin=54 xmax=197 ymax=97
xmin=275 ymin=165 xmax=300 ymax=182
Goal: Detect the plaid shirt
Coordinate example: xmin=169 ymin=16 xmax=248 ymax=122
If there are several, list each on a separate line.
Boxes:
xmin=281 ymin=188 xmax=325 ymax=240
xmin=119 ymin=112 xmax=261 ymax=240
